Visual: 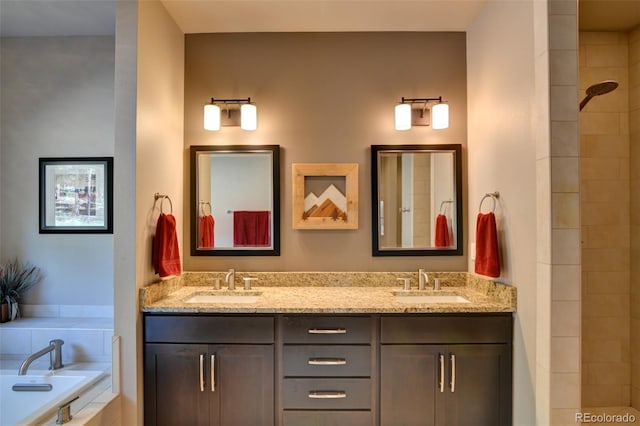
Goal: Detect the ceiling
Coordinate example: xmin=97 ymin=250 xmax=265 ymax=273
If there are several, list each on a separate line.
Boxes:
xmin=0 ymin=0 xmax=638 ymax=38
xmin=160 ymin=0 xmax=486 ymax=33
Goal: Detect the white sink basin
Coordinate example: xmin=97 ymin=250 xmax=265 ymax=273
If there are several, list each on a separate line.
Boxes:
xmin=393 ymin=294 xmax=471 ymax=304
xmin=184 ymin=292 xmax=262 ymax=304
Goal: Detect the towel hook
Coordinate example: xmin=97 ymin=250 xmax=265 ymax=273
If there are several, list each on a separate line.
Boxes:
xmin=478 ymin=192 xmax=499 ymax=213
xmin=199 ymin=201 xmax=212 ymax=216
xmin=154 ymin=193 xmax=173 ymax=214
xmin=439 ymin=199 xmax=453 ymax=214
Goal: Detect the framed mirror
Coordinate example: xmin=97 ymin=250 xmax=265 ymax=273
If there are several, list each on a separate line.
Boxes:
xmin=190 ymin=145 xmax=280 ymax=256
xmin=371 ymin=144 xmax=462 ymax=256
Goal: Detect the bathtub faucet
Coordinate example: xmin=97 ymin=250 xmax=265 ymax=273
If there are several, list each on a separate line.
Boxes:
xmin=18 ymin=339 xmax=64 ymax=375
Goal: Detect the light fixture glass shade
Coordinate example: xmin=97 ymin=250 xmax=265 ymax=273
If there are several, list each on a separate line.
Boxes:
xmin=241 ymin=103 xmax=257 ymax=131
xmin=431 ymin=103 xmax=449 ymax=130
xmin=204 ymin=104 xmax=221 ymax=131
xmin=395 ymin=103 xmax=411 ymax=131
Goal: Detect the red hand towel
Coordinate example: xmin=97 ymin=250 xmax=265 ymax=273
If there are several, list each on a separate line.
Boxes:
xmin=199 ymin=215 xmax=215 ymax=248
xmin=152 ymin=213 xmax=181 ymax=278
xmin=435 ymin=214 xmax=450 ymax=247
xmin=474 ymin=212 xmax=500 ymax=277
xmin=233 ymin=211 xmax=270 ymax=247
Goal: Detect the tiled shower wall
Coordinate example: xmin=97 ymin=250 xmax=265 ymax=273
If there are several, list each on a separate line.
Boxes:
xmin=631 ymin=26 xmax=640 ymax=410
xmin=579 ymin=30 xmax=631 ymax=407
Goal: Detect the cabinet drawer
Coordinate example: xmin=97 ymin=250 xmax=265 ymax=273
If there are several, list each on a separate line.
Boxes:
xmin=283 ymin=345 xmax=371 ymax=377
xmin=282 ymin=316 xmax=371 ymax=344
xmin=283 ymin=410 xmax=372 ymax=426
xmin=282 ymin=378 xmax=371 ymax=409
xmin=144 ymin=315 xmax=274 ymax=343
xmin=380 ymin=315 xmax=512 ymax=344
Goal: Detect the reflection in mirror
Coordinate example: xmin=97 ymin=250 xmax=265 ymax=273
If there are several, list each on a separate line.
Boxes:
xmin=190 ymin=145 xmax=280 ymax=256
xmin=371 ymin=144 xmax=462 ymax=256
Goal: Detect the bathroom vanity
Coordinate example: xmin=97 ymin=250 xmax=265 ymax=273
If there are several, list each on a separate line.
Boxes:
xmin=141 ymin=272 xmax=515 ymax=426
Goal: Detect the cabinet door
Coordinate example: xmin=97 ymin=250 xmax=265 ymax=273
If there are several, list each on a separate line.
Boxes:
xmin=444 ymin=344 xmax=512 ymax=426
xmin=211 ymin=344 xmax=274 ymax=426
xmin=380 ymin=345 xmax=443 ymax=426
xmin=144 ymin=343 xmax=210 ymax=426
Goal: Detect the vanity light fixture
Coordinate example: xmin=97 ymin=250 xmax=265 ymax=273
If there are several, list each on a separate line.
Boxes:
xmin=203 ymin=98 xmax=257 ymax=131
xmin=394 ymin=97 xmax=449 ymax=131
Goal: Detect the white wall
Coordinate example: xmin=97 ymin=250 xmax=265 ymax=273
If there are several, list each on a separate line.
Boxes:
xmin=136 ymin=3 xmax=185 ymax=288
xmin=209 ymin=154 xmax=272 ymax=247
xmin=0 ymin=36 xmax=115 ymax=306
xmin=117 ymin=0 xmax=184 ymax=424
xmin=467 ymin=1 xmax=539 ymax=424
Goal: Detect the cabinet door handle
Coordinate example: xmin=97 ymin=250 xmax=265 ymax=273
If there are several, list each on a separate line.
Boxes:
xmin=199 ymin=354 xmax=205 ymax=392
xmin=439 ymin=353 xmax=445 ymax=393
xmin=210 ymin=354 xmax=216 ymax=392
xmin=450 ymin=353 xmax=456 ymax=393
xmin=308 ymin=391 xmax=347 ymax=399
xmin=308 ymin=358 xmax=347 ymax=365
xmin=308 ymin=328 xmax=347 ymax=334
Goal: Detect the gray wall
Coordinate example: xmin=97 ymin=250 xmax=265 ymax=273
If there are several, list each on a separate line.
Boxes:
xmin=184 ymin=32 xmax=468 ymax=272
xmin=0 ymin=36 xmax=115 ymax=306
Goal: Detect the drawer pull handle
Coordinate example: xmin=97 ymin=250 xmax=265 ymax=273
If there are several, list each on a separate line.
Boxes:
xmin=439 ymin=353 xmax=445 ymax=393
xmin=199 ymin=354 xmax=205 ymax=392
xmin=450 ymin=353 xmax=456 ymax=393
xmin=308 ymin=358 xmax=347 ymax=366
xmin=308 ymin=328 xmax=347 ymax=334
xmin=308 ymin=391 xmax=347 ymax=399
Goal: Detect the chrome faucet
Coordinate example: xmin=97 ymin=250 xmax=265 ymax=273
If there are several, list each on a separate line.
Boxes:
xmin=18 ymin=339 xmax=64 ymax=375
xmin=225 ymin=268 xmax=235 ymax=290
xmin=418 ymin=269 xmax=429 ymax=290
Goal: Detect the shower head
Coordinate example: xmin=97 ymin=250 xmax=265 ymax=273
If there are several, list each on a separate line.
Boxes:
xmin=579 ymin=80 xmax=619 ymax=111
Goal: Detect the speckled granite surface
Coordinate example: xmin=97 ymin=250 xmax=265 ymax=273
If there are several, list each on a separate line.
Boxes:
xmin=140 ymin=272 xmax=516 ymax=314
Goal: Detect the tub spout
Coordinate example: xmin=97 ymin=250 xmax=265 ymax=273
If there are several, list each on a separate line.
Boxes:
xmin=18 ymin=339 xmax=64 ymax=375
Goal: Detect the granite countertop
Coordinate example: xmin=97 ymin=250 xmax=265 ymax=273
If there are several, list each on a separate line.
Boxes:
xmin=140 ymin=272 xmax=516 ymax=314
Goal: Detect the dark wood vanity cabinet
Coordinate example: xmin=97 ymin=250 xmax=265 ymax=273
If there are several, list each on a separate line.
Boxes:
xmin=143 ymin=313 xmax=512 ymax=426
xmin=380 ymin=315 xmax=513 ymax=426
xmin=280 ymin=316 xmax=375 ymax=426
xmin=143 ymin=315 xmax=274 ymax=426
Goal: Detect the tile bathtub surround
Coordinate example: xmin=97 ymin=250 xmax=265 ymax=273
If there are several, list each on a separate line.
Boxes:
xmin=139 ymin=271 xmax=516 ymax=314
xmin=20 ymin=304 xmax=114 ymax=318
xmin=0 ymin=317 xmax=113 ymax=363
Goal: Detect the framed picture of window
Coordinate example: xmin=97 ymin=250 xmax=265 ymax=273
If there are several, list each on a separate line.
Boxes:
xmin=39 ymin=157 xmax=114 ymax=234
xmin=292 ymin=163 xmax=358 ymax=230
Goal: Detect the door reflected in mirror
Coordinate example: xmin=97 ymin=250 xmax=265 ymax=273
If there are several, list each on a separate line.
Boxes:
xmin=371 ymin=144 xmax=462 ymax=256
xmin=190 ymin=145 xmax=280 ymax=256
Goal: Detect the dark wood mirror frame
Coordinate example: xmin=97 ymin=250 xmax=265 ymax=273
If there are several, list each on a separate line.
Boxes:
xmin=190 ymin=145 xmax=280 ymax=256
xmin=371 ymin=144 xmax=463 ymax=256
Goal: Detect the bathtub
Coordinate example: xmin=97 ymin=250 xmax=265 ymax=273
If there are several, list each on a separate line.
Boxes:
xmin=0 ymin=368 xmax=104 ymax=425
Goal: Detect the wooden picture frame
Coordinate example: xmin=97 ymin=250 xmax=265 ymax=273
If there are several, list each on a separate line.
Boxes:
xmin=292 ymin=163 xmax=358 ymax=230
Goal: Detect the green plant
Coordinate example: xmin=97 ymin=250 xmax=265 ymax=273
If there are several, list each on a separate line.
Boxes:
xmin=0 ymin=259 xmax=43 ymax=319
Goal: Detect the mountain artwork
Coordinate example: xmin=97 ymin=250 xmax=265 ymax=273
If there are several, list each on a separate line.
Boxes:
xmin=303 ymin=184 xmax=347 ymax=221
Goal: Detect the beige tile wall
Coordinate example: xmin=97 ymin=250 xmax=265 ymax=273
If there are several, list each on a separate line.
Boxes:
xmin=548 ymin=1 xmax=582 ymax=423
xmin=630 ymin=25 xmax=640 ymax=411
xmin=580 ymin=30 xmax=631 ymax=408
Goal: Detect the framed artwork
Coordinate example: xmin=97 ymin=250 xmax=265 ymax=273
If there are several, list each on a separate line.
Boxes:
xmin=39 ymin=157 xmax=114 ymax=234
xmin=292 ymin=163 xmax=358 ymax=230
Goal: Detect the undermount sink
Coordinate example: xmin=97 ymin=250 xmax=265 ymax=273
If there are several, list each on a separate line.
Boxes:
xmin=393 ymin=292 xmax=471 ymax=304
xmin=184 ymin=291 xmax=262 ymax=304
